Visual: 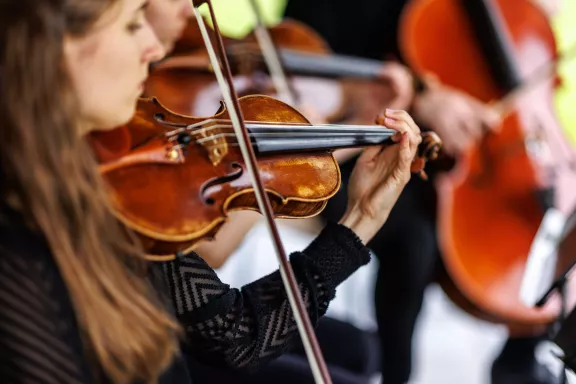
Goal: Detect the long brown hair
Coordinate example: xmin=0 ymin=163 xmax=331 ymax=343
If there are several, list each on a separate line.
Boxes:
xmin=0 ymin=0 xmax=180 ymax=382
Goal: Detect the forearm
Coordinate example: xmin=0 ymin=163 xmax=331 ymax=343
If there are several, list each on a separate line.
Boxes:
xmin=193 ymin=211 xmax=261 ymax=269
xmin=162 ymin=221 xmax=371 ymax=370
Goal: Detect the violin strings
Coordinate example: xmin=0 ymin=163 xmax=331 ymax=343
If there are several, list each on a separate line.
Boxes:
xmin=164 ymin=117 xmax=393 ymax=132
xmin=196 ymin=132 xmax=390 ymax=145
xmin=163 ymin=118 xmax=394 ymax=137
xmin=190 ymin=129 xmax=394 ymax=151
xmin=159 ymin=117 xmax=395 ymax=147
xmin=154 ymin=118 xmax=395 ymax=153
xmin=198 ymin=136 xmax=393 ymax=152
xmin=193 ymin=126 xmax=393 ymax=147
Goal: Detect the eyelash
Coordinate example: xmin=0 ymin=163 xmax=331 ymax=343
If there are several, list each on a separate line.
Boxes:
xmin=127 ymin=21 xmax=143 ymax=33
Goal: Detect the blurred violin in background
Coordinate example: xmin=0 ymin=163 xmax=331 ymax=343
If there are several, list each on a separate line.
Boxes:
xmin=146 ymin=16 xmax=410 ymax=125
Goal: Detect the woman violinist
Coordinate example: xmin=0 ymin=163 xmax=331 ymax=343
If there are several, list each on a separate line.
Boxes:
xmin=0 ymin=0 xmax=423 ymax=383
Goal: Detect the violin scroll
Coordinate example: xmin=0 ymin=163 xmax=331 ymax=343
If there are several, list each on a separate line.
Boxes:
xmin=413 ymin=132 xmax=442 ymax=180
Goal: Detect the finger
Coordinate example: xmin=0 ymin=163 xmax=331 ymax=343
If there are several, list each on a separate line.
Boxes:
xmin=482 ymin=106 xmax=502 ymax=132
xmin=385 ymin=109 xmax=421 ymax=134
xmin=389 ymin=131 xmax=413 ymax=184
xmin=356 ymin=145 xmax=383 ymax=165
xmin=385 ymin=110 xmax=422 ymax=149
xmin=376 ymin=113 xmax=403 ymax=143
xmin=422 ymin=72 xmax=441 ymax=90
xmin=382 ymin=117 xmax=420 ymax=153
xmin=398 ymin=131 xmax=414 ymax=167
xmin=390 ymin=130 xmax=403 ymax=143
xmin=468 ymin=97 xmax=502 ymax=132
xmin=453 ymin=119 xmax=476 ymax=152
xmin=432 ymin=118 xmax=468 ymax=155
xmin=459 ymin=110 xmax=484 ymax=143
xmin=377 ymin=63 xmax=413 ymax=87
xmin=438 ymin=99 xmax=480 ymax=146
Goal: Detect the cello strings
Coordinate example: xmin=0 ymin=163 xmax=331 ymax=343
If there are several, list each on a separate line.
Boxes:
xmin=492 ymin=39 xmax=576 ymax=171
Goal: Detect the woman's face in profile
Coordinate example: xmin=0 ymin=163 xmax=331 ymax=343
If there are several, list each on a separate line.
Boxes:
xmin=65 ymin=0 xmax=165 ymax=132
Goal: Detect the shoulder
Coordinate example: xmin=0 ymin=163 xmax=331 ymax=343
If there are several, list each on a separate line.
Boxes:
xmin=0 ymin=208 xmax=77 ymax=325
xmin=0 ymin=218 xmax=60 ymax=292
xmin=0 ymin=216 xmax=94 ymax=383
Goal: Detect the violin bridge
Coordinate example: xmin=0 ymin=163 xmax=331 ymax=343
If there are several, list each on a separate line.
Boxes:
xmin=199 ymin=127 xmax=228 ymax=166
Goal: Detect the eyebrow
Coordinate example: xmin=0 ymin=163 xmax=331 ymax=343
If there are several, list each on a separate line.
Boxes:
xmin=135 ymin=0 xmax=149 ymax=13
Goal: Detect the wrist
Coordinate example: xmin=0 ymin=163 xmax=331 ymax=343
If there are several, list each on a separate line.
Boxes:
xmin=338 ymin=207 xmax=389 ymax=245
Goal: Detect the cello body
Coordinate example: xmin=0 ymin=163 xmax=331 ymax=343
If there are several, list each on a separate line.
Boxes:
xmin=399 ymin=0 xmax=576 ymax=332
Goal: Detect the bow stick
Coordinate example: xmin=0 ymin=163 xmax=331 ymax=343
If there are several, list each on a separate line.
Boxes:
xmin=189 ymin=1 xmax=332 ymax=382
xmin=245 ymin=0 xmax=298 ymax=106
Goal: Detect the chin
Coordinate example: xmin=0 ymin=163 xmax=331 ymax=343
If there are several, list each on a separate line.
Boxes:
xmin=91 ymin=107 xmax=136 ymax=132
xmin=163 ymin=40 xmax=174 ymax=56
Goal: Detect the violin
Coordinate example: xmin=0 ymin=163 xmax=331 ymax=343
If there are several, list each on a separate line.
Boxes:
xmin=146 ymin=17 xmax=399 ymax=124
xmin=91 ymin=94 xmax=441 ymax=257
xmin=399 ymin=0 xmax=576 ymax=333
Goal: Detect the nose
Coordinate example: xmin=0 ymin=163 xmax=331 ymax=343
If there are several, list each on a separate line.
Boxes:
xmin=142 ymin=26 xmax=167 ymax=63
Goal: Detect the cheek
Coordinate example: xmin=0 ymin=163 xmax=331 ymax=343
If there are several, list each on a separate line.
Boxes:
xmin=150 ymin=8 xmax=180 ymax=43
xmin=147 ymin=8 xmax=170 ymax=38
xmin=76 ymin=48 xmax=142 ymax=129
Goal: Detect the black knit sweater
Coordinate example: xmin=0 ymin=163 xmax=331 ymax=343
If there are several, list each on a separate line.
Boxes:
xmin=0 ymin=207 xmax=371 ymax=383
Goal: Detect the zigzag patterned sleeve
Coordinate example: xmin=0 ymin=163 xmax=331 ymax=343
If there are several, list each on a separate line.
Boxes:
xmin=161 ymin=221 xmax=371 ymax=371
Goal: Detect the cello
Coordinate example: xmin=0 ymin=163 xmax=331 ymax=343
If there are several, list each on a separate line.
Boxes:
xmin=399 ymin=0 xmax=576 ymax=333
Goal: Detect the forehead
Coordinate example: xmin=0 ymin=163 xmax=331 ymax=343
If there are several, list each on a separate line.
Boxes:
xmin=65 ymin=0 xmax=140 ymax=61
xmin=92 ymin=0 xmax=145 ymax=28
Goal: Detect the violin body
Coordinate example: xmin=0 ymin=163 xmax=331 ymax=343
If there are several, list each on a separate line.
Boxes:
xmin=92 ymin=96 xmax=342 ymax=257
xmin=145 ymin=19 xmax=348 ymax=124
xmin=400 ymin=0 xmax=576 ymax=331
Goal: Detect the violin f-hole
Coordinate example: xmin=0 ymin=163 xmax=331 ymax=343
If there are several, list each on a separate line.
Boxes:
xmin=200 ymin=162 xmax=244 ymax=205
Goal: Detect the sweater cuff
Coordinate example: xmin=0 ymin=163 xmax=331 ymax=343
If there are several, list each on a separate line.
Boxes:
xmin=290 ymin=220 xmax=372 ymax=291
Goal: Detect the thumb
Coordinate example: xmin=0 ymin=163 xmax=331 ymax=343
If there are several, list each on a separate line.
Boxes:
xmin=471 ymin=100 xmax=502 ymax=132
xmin=397 ymin=131 xmax=413 ymax=169
xmin=483 ymin=105 xmax=503 ymax=131
xmin=357 ymin=145 xmax=383 ymax=164
xmin=385 ymin=131 xmax=412 ymax=183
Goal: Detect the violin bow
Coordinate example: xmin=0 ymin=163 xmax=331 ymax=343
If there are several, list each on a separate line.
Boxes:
xmin=493 ymin=39 xmax=576 ymax=117
xmin=189 ymin=1 xmax=332 ymax=383
xmin=244 ymin=0 xmax=298 ymax=106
